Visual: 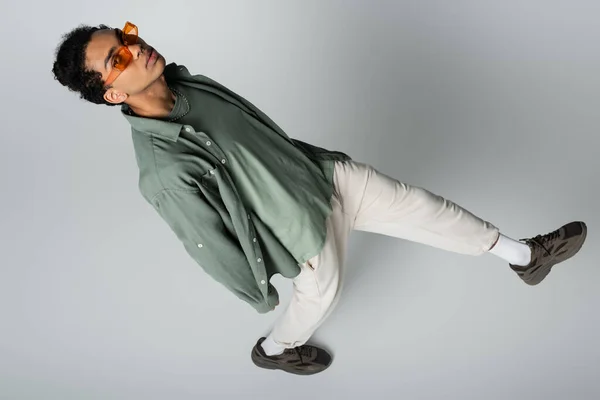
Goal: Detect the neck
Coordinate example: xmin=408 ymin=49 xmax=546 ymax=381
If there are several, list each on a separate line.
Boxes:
xmin=126 ymin=75 xmax=176 ymax=119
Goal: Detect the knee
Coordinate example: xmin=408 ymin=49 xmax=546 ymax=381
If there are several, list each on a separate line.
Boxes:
xmin=315 ymin=269 xmax=343 ymax=315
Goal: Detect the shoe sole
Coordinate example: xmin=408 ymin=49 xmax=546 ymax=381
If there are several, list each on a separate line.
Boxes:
xmin=526 ymin=222 xmax=587 ymax=285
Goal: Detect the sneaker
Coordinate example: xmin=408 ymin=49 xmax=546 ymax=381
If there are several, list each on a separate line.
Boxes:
xmin=251 ymin=337 xmax=333 ymax=375
xmin=510 ymin=221 xmax=587 ymax=285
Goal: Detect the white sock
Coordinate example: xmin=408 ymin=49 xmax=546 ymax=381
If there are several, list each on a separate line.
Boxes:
xmin=488 ymin=233 xmax=532 ymax=266
xmin=261 ymin=335 xmax=286 ymax=356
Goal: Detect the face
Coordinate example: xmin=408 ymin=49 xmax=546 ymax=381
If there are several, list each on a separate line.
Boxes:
xmin=85 ymin=27 xmax=166 ymax=105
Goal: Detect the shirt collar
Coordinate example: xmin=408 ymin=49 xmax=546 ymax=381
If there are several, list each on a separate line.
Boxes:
xmin=120 ymin=62 xmax=192 ymax=142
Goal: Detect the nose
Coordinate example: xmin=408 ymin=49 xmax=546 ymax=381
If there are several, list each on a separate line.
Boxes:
xmin=127 ymin=43 xmax=144 ymax=59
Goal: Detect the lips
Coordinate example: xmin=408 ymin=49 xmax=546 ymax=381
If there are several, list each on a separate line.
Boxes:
xmin=146 ymin=48 xmax=156 ymax=67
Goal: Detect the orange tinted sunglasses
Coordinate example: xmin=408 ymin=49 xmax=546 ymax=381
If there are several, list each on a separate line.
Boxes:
xmin=104 ymin=21 xmax=138 ymax=87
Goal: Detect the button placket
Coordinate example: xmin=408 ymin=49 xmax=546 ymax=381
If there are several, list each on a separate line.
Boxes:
xmin=191 ymin=130 xmax=226 ymax=167
xmin=246 ymin=216 xmax=268 ymax=290
xmin=215 ymin=174 xmax=267 ymax=294
xmin=180 ymin=131 xmax=269 ymax=295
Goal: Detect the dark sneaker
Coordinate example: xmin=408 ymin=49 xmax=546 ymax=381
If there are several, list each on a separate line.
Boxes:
xmin=251 ymin=337 xmax=333 ymax=375
xmin=510 ymin=221 xmax=587 ymax=285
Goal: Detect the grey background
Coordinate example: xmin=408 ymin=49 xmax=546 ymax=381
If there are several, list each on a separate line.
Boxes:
xmin=1 ymin=0 xmax=599 ymax=399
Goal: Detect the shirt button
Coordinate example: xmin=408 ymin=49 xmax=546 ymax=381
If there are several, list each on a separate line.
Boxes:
xmin=221 ymin=159 xmax=226 ymax=164
xmin=206 ymin=141 xmax=211 ymax=146
xmin=253 ymin=238 xmax=257 ymax=242
xmin=185 ymin=127 xmax=191 ymax=132
xmin=197 ymin=244 xmax=203 ymax=248
xmin=209 ymin=170 xmax=215 ymax=175
xmin=260 ymin=280 xmax=266 ymax=285
xmin=257 ymin=258 xmax=262 ymax=263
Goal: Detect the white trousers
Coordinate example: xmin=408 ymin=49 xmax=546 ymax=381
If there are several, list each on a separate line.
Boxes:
xmin=265 ymin=160 xmax=500 ymax=350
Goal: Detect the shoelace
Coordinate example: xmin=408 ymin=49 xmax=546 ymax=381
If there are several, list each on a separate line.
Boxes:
xmin=536 ymin=229 xmax=561 ymax=243
xmin=285 ymin=346 xmax=313 ymax=363
xmin=528 ymin=228 xmax=561 ymax=258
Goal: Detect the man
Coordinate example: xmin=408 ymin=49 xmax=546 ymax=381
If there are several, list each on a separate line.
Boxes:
xmin=52 ymin=21 xmax=587 ymax=376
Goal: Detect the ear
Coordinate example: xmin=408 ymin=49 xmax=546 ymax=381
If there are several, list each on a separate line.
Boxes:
xmin=103 ymin=88 xmax=128 ymax=105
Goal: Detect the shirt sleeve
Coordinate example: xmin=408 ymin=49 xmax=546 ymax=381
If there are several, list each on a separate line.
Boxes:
xmin=149 ymin=188 xmax=275 ymax=314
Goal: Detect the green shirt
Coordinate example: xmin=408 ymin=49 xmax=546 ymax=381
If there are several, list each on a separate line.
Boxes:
xmin=121 ymin=63 xmax=352 ymax=313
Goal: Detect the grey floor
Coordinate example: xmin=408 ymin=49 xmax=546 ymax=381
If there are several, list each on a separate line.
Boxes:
xmin=2 ymin=1 xmax=599 ymax=399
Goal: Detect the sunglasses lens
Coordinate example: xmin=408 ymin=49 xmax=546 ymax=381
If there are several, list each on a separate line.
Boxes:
xmin=122 ymin=22 xmax=138 ymax=44
xmin=113 ymin=48 xmax=132 ymax=70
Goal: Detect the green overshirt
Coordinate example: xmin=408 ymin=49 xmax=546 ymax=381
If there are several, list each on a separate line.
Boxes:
xmin=122 ymin=63 xmax=352 ymax=313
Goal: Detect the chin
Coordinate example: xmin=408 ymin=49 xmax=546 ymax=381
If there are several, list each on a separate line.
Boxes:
xmin=154 ymin=55 xmax=167 ymax=72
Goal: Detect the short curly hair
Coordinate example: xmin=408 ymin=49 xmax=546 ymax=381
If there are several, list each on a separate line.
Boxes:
xmin=52 ymin=23 xmax=119 ymax=106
